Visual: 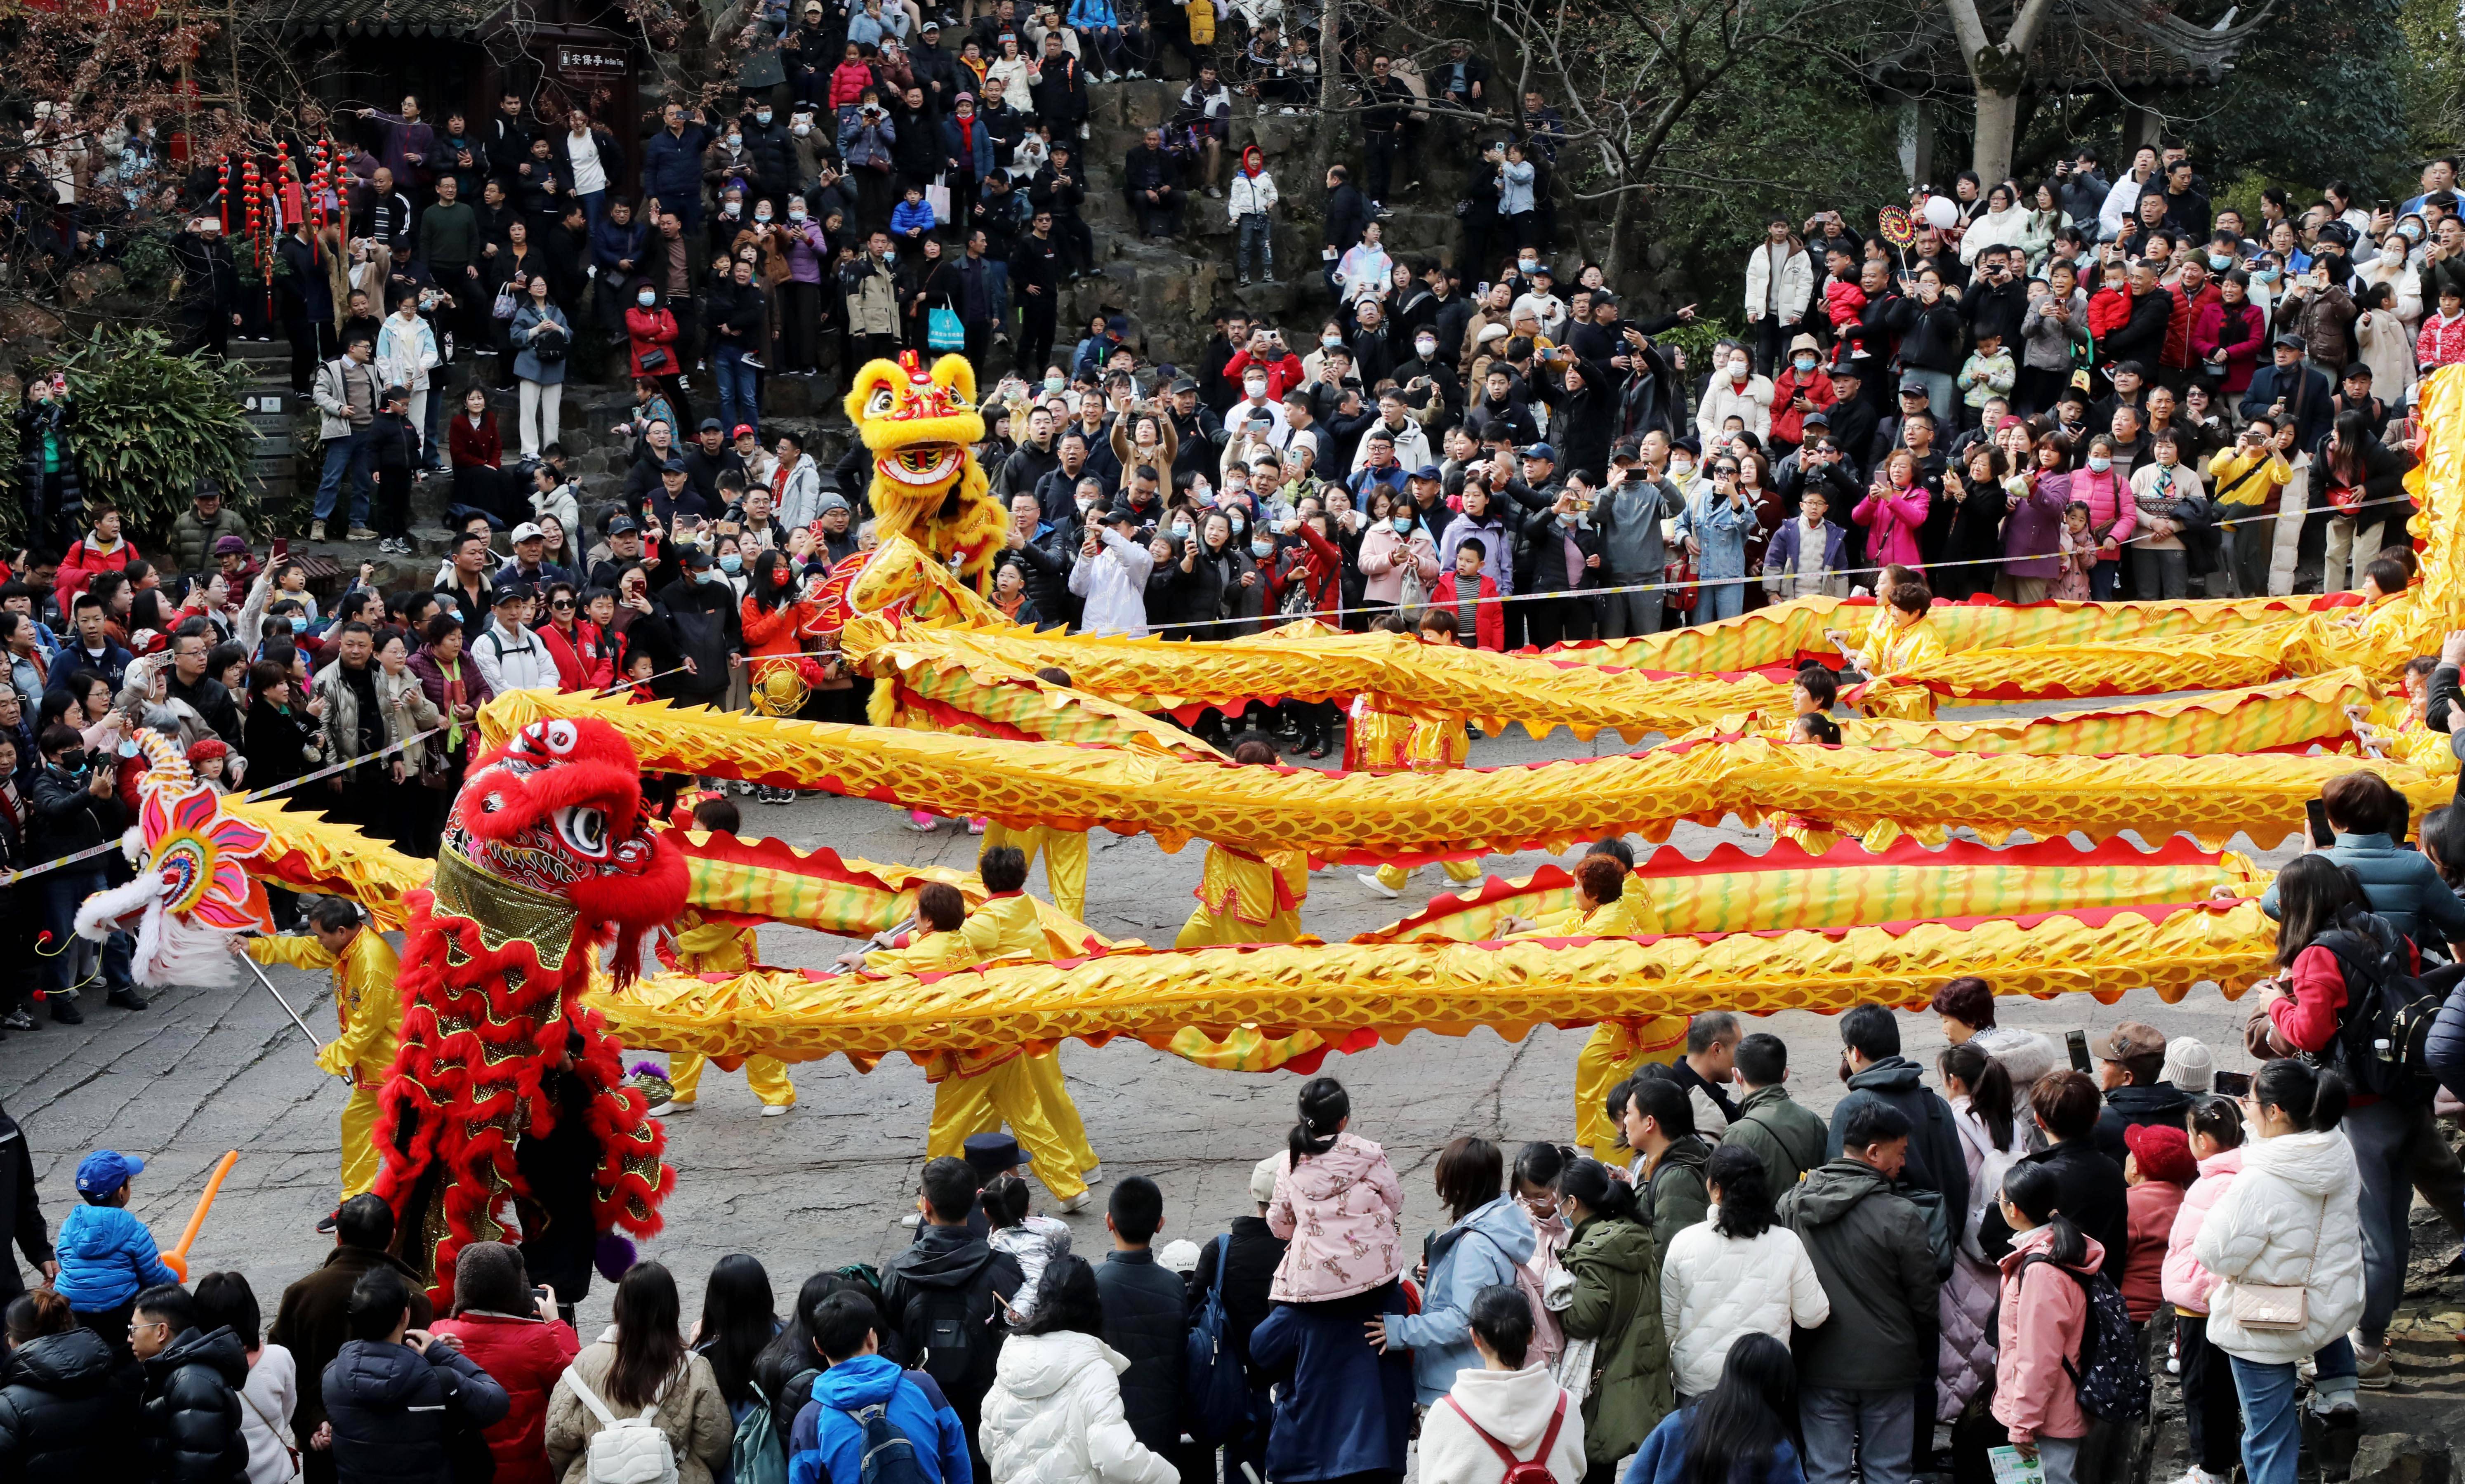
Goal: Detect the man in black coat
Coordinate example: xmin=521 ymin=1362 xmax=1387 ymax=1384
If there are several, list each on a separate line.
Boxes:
xmin=2088 ymin=1020 xmax=2196 ymax=1166
xmin=0 ymin=1098 xmax=52 ymax=1298
xmin=2239 ymin=334 xmax=2335 ymax=451
xmin=29 ymin=723 xmax=133 ymax=1022
xmin=650 ymin=549 xmax=743 ymax=710
xmin=1093 ymin=1176 xmax=1188 ymax=1468
xmin=2099 ymin=258 xmax=2175 ymax=378
xmin=268 ymin=1195 xmax=436 ymax=1484
xmin=1001 ymin=492 xmax=1077 ymax=629
xmin=321 ymin=1265 xmax=511 ymax=1484
xmin=880 ymin=1157 xmax=1022 ymax=1475
xmin=1824 ymin=1003 xmax=1968 ymax=1235
xmin=131 ymin=1283 xmax=249 ymax=1484
xmin=1191 ymin=1157 xmax=1291 ymax=1484
xmin=1123 ymin=127 xmax=1185 ymax=239
xmin=1322 ymin=166 xmax=1370 ymax=270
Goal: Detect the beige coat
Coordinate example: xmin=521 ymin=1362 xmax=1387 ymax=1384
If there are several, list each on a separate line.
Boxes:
xmin=543 ymin=1335 xmax=733 ymax=1484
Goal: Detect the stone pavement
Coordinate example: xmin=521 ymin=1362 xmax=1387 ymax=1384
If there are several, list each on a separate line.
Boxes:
xmin=0 ymin=703 xmax=2363 ymax=1344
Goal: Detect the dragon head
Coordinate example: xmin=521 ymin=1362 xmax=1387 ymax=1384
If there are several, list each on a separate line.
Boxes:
xmin=441 ymin=717 xmax=687 ymax=981
xmin=845 ymin=351 xmax=985 ymax=494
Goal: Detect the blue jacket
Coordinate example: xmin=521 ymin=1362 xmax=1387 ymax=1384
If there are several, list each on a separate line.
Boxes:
xmin=1068 ymin=0 xmax=1119 ymax=26
xmin=1248 ymin=1299 xmax=1415 ymax=1482
xmin=590 ymin=216 xmax=649 ymax=283
xmin=641 ymin=124 xmax=713 ymax=209
xmin=1383 ymin=1196 xmax=1535 ymax=1404
xmin=53 ymin=1204 xmax=178 ymax=1312
xmin=940 ymin=115 xmax=995 ymax=184
xmin=1624 ymin=1405 xmax=1806 ymax=1484
xmin=787 ymin=1353 xmax=971 ymax=1484
xmin=891 ymin=198 xmax=939 ymax=238
xmin=2260 ymin=832 xmax=2465 ymax=949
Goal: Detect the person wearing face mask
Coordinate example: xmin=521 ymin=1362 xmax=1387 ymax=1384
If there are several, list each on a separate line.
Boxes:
xmin=1767 ymin=333 xmax=1835 ymax=456
xmin=1694 ymin=343 xmax=1772 ymax=453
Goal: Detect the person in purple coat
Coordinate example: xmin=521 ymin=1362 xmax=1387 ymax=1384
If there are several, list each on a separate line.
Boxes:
xmin=1760 ymin=487 xmax=1850 ymax=599
xmin=1995 ymin=424 xmax=2076 ymax=603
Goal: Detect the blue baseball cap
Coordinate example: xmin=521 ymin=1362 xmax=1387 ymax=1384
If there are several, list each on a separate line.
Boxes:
xmin=76 ymin=1149 xmax=143 ymax=1196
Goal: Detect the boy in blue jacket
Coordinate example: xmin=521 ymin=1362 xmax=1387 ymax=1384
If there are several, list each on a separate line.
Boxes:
xmin=55 ymin=1149 xmax=179 ymax=1358
xmin=891 ymin=184 xmax=939 ymax=243
xmin=789 ymin=1290 xmax=973 ymax=1484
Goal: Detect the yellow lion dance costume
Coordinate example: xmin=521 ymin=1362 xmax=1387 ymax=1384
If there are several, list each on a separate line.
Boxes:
xmin=845 ymin=352 xmax=1009 ymax=593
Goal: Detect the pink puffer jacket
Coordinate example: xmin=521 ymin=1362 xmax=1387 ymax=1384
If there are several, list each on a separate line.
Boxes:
xmin=2161 ymin=1146 xmax=2243 ymax=1315
xmin=1265 ymin=1131 xmax=1407 ymax=1302
xmin=1992 ymin=1225 xmax=2108 ymax=1447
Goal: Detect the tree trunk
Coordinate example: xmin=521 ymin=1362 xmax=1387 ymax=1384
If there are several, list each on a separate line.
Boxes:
xmin=1306 ymin=0 xmax=1343 ymax=188
xmin=1603 ymin=184 xmax=1639 ymax=285
xmin=1971 ymin=85 xmax=2020 ymax=187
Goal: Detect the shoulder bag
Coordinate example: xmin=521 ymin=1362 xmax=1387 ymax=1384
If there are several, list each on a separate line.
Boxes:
xmin=2217 ymin=1192 xmax=2325 ymax=1331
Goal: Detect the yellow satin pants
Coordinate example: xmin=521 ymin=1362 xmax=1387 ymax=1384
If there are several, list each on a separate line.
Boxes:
xmin=981 ymin=822 xmax=1090 ymax=923
xmin=927 ymin=1058 xmax=1089 ymax=1202
xmin=669 ymin=1054 xmax=798 ymax=1107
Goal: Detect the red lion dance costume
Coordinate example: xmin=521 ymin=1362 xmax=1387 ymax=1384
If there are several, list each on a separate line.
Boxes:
xmin=369 ymin=717 xmax=688 ymax=1305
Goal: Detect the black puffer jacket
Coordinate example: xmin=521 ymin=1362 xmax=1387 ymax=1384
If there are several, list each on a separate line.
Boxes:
xmin=26 ymin=761 xmax=127 ymax=863
xmin=0 ymin=1326 xmax=140 ymax=1482
xmin=1092 ymin=1250 xmax=1189 ymax=1461
xmin=139 ymin=1324 xmax=250 ymax=1484
xmin=323 ymin=1337 xmax=511 ymax=1484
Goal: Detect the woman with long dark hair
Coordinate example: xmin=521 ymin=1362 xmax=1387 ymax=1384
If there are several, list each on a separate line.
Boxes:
xmin=979 ymin=1256 xmax=1179 ymax=1484
xmin=1936 ymin=1041 xmax=2023 ymax=1423
xmin=545 ymin=1261 xmax=733 ymax=1484
xmin=2192 ymin=1060 xmax=2365 ymax=1484
xmin=693 ymin=1253 xmax=779 ymax=1420
xmin=2318 ymin=406 xmax=2418 ymax=591
xmin=752 ymin=1271 xmax=884 ymax=1447
xmin=1627 ymin=1331 xmax=1804 ymax=1484
xmin=1657 ymin=1142 xmax=1823 ymax=1416
xmin=1989 ymin=1162 xmax=2101 ymax=1482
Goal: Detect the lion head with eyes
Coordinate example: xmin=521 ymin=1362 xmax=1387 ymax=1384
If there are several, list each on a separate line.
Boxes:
xmin=843 ymin=351 xmax=1007 ymax=592
xmin=442 ymin=716 xmax=687 ymax=981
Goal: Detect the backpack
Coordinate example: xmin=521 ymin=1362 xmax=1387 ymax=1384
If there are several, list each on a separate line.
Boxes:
xmin=2313 ymin=909 xmax=2446 ymax=1104
xmin=732 ymin=1382 xmax=789 ymax=1484
xmin=561 ymin=1362 xmax=679 ymax=1484
xmin=843 ymin=1400 xmax=933 ymax=1484
xmin=1896 ymin=1182 xmax=1956 ymax=1281
xmin=1442 ymin=1390 xmax=1567 ymax=1484
xmin=1183 ymin=1234 xmax=1249 ymax=1445
xmin=901 ymin=1278 xmax=992 ymax=1400
xmin=2020 ymin=1255 xmax=2150 ymax=1423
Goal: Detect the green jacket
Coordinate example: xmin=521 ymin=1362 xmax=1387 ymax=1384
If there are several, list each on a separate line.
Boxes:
xmin=1775 ymin=1159 xmax=1940 ymax=1392
xmin=1641 ymin=1136 xmax=1711 ymax=1253
xmin=1722 ymin=1085 xmax=1829 ymax=1190
xmin=1558 ymin=1214 xmax=1671 ymax=1464
xmin=167 ymin=505 xmax=251 ymax=579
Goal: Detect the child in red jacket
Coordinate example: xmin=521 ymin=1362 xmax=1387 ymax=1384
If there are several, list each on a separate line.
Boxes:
xmin=1428 ymin=540 xmax=1504 ymax=650
xmin=2119 ymin=1123 xmax=2194 ymax=1325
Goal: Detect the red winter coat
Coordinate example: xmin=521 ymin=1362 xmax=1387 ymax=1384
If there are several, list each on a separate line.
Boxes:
xmin=539 ymin=618 xmax=613 ymax=693
xmin=2119 ymin=1178 xmax=2186 ymax=1323
xmin=54 ymin=535 xmax=138 ymax=598
xmin=1430 ymin=570 xmax=1503 ymax=650
xmin=1266 ymin=521 xmax=1343 ymax=620
xmin=433 ymin=1311 xmax=581 ymax=1484
xmin=626 ymin=305 xmax=681 ymax=379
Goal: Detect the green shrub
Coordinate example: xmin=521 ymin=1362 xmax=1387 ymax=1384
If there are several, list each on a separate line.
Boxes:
xmin=3 ymin=328 xmax=258 ymax=547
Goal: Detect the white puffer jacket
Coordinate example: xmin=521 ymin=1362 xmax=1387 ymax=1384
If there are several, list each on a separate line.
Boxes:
xmin=2192 ymin=1126 xmax=2366 ymax=1364
xmin=1657 ymin=1216 xmax=1829 ymax=1398
xmin=978 ymin=1331 xmax=1180 ymax=1484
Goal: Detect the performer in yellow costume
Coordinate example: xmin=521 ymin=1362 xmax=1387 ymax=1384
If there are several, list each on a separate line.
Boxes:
xmin=1359 ymin=614 xmax=1487 ymax=899
xmin=979 ymin=667 xmax=1092 ymax=920
xmin=1849 ymin=579 xmax=1947 ymax=720
xmin=655 ymin=798 xmax=797 ymax=1116
xmin=855 ymin=877 xmax=1092 ymax=1211
xmin=1176 ymin=738 xmax=1313 ymax=946
xmin=1500 ymin=845 xmax=1678 ymax=1163
xmin=961 ymin=844 xmax=1100 ymax=1189
xmin=242 ymin=897 xmax=400 ymax=1204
